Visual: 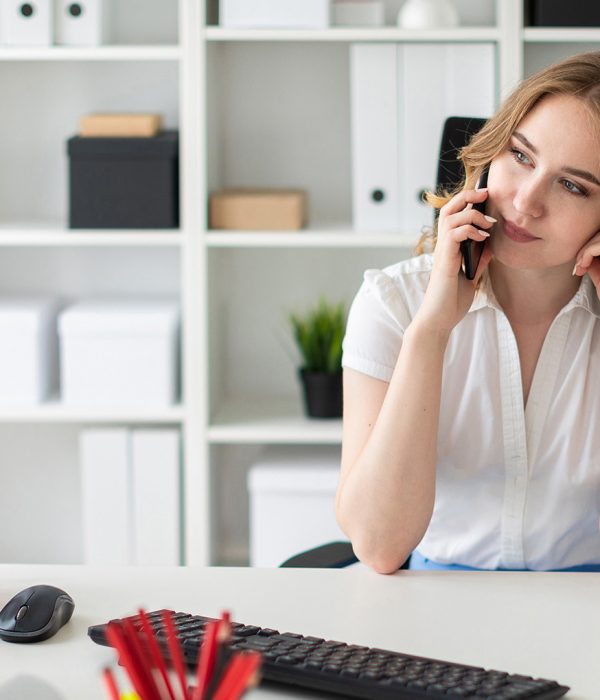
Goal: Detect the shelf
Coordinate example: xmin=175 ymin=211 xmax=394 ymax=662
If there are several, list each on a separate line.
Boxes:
xmin=523 ymin=28 xmax=600 ymax=43
xmin=205 ymin=229 xmax=419 ymax=248
xmin=0 ymin=45 xmax=182 ymax=61
xmin=204 ymin=26 xmax=500 ymax=43
xmin=0 ymin=398 xmax=185 ymax=424
xmin=208 ymin=398 xmax=342 ymax=444
xmin=0 ymin=223 xmax=183 ymax=247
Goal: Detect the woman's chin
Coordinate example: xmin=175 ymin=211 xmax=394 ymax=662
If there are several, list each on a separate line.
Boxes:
xmin=489 ymin=241 xmax=547 ymax=271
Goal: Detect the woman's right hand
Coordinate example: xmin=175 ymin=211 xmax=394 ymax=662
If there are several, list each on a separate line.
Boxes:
xmin=415 ymin=188 xmax=495 ymax=335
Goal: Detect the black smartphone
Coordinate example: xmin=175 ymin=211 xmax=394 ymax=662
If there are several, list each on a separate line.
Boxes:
xmin=460 ymin=164 xmax=490 ymax=280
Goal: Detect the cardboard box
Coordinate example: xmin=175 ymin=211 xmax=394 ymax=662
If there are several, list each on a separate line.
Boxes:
xmin=247 ymin=446 xmax=344 ymax=567
xmin=0 ymin=298 xmax=59 ymax=404
xmin=210 ymin=189 xmax=306 ymax=231
xmin=220 ymin=0 xmax=330 ymax=29
xmin=80 ymin=113 xmax=163 ymax=138
xmin=59 ymin=299 xmax=180 ymax=407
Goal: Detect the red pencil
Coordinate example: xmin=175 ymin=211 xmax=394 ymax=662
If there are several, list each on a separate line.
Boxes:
xmin=102 ymin=667 xmax=121 ymax=700
xmin=106 ymin=622 xmax=161 ymax=700
xmin=138 ymin=608 xmax=177 ymax=700
xmin=191 ymin=619 xmax=219 ymax=700
xmin=203 ymin=613 xmax=233 ymax=700
xmin=122 ymin=617 xmax=163 ymax=700
xmin=162 ymin=610 xmax=191 ymax=700
xmin=210 ymin=652 xmax=262 ymax=700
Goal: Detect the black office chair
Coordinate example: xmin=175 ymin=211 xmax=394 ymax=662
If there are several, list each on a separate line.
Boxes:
xmin=280 ymin=116 xmax=487 ymax=570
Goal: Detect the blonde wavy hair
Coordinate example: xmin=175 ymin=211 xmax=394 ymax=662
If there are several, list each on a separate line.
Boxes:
xmin=415 ymin=50 xmax=600 ymax=255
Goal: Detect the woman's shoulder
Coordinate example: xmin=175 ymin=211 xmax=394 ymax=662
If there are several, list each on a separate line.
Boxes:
xmin=343 ymin=254 xmax=432 ymax=381
xmin=347 ymin=254 xmax=432 ymax=333
xmin=362 ymin=253 xmax=432 ymax=303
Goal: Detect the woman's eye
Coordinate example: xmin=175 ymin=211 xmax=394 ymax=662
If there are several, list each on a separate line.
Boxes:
xmin=510 ymin=148 xmax=530 ymax=165
xmin=562 ymin=179 xmax=586 ymax=196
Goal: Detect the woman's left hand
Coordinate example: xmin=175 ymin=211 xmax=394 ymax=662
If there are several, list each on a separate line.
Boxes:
xmin=574 ymin=232 xmax=600 ymax=298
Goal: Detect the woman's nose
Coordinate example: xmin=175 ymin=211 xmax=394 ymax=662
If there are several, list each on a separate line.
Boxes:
xmin=513 ymin=176 xmax=545 ymax=218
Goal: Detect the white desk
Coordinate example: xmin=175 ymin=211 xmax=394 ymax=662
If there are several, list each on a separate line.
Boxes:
xmin=0 ymin=565 xmax=597 ymax=699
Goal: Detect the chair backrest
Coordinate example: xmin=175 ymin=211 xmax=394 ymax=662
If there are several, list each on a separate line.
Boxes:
xmin=436 ymin=116 xmax=487 ymax=193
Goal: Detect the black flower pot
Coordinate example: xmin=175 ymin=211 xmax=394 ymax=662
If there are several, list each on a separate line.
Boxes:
xmin=299 ymin=369 xmax=343 ymax=418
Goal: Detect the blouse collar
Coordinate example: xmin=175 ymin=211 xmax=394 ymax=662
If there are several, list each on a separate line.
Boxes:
xmin=468 ymin=271 xmax=600 ymax=319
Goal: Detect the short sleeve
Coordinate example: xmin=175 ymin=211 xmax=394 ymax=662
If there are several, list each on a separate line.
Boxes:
xmin=342 ymin=267 xmax=415 ymax=383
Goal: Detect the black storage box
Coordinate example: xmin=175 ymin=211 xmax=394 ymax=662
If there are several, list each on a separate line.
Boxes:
xmin=68 ymin=131 xmax=179 ymax=229
xmin=527 ymin=1 xmax=600 ymax=27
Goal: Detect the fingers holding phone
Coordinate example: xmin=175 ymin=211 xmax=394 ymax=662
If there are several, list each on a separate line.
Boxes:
xmin=435 ymin=187 xmax=495 ymax=278
xmin=416 ymin=186 xmax=495 ymax=334
xmin=461 ymin=165 xmax=492 ymax=280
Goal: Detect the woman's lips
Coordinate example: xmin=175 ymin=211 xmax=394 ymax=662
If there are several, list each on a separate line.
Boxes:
xmin=502 ymin=220 xmax=540 ymax=243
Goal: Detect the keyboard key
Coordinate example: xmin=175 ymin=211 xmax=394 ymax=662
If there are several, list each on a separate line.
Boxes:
xmin=278 ymin=633 xmax=306 ymax=644
xmin=360 ymin=671 xmax=382 ymax=681
xmin=276 ymin=655 xmax=299 ymax=665
xmin=340 ymin=668 xmax=359 ymax=677
xmin=241 ymin=636 xmax=277 ymax=650
xmin=407 ymin=680 xmax=428 ymax=690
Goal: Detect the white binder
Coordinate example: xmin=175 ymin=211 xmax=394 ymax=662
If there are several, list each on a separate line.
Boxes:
xmin=350 ymin=43 xmax=401 ymax=232
xmin=351 ymin=42 xmax=496 ymax=233
xmin=131 ymin=429 xmax=181 ymax=566
xmin=398 ymin=43 xmax=496 ymax=231
xmin=54 ymin=0 xmax=110 ymax=46
xmin=80 ymin=429 xmax=132 ymax=565
xmin=0 ymin=0 xmax=52 ymax=46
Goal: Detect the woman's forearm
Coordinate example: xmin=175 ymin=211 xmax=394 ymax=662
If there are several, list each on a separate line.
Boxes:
xmin=336 ymin=319 xmax=450 ymax=573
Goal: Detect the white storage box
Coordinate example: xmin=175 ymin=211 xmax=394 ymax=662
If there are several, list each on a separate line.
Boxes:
xmin=248 ymin=446 xmax=345 ymax=567
xmin=333 ymin=1 xmax=384 ymax=27
xmin=54 ymin=0 xmax=110 ymax=46
xmin=0 ymin=0 xmax=52 ymax=46
xmin=58 ymin=299 xmax=179 ymax=407
xmin=0 ymin=297 xmax=58 ymax=404
xmin=220 ymin=0 xmax=330 ymax=29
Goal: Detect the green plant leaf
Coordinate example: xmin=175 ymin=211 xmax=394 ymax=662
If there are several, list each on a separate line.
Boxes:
xmin=288 ymin=297 xmax=347 ymax=373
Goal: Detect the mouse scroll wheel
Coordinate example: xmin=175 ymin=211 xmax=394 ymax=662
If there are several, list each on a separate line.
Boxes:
xmin=15 ymin=605 xmax=28 ymax=621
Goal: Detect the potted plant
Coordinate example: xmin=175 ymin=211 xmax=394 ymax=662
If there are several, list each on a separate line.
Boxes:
xmin=289 ymin=297 xmax=346 ymax=419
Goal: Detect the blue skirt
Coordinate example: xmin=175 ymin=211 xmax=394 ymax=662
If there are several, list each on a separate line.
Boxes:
xmin=409 ymin=550 xmax=600 ymax=572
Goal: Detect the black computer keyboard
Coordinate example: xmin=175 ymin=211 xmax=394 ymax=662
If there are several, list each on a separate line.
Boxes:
xmin=88 ymin=609 xmax=570 ymax=699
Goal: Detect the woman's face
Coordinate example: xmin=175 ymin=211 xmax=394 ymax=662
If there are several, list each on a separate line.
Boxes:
xmin=486 ymin=94 xmax=600 ymax=271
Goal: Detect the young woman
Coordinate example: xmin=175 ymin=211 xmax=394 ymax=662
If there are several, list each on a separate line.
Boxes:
xmin=337 ymin=51 xmax=600 ymax=574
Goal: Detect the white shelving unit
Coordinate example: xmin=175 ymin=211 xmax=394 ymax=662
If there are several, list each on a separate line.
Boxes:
xmin=0 ymin=45 xmax=181 ymax=61
xmin=203 ymin=27 xmax=501 ymax=42
xmin=0 ymin=0 xmax=190 ymax=567
xmin=0 ymin=399 xmax=185 ymax=424
xmin=0 ymin=224 xmax=183 ymax=247
xmin=1 ymin=0 xmax=597 ymax=567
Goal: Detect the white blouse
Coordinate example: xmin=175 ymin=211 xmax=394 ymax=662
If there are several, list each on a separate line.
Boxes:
xmin=342 ymin=254 xmax=600 ymax=570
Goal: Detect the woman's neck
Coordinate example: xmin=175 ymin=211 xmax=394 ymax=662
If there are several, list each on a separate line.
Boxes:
xmin=488 ymin=259 xmax=581 ymax=325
